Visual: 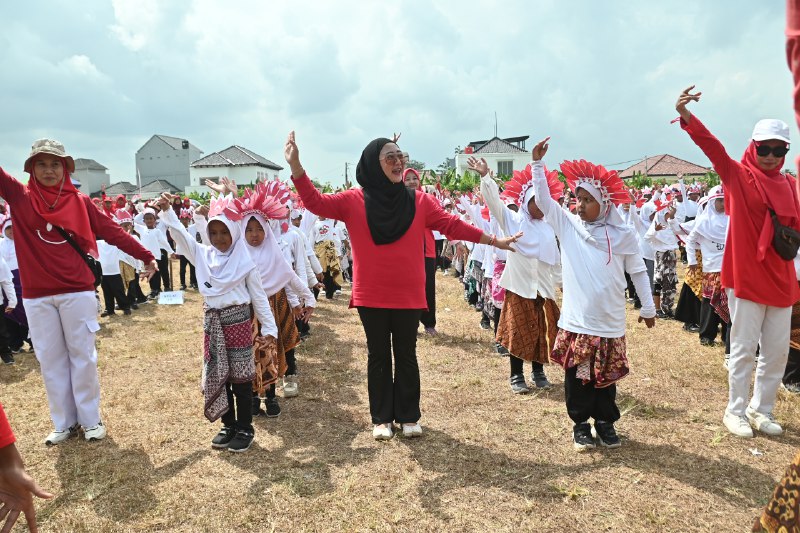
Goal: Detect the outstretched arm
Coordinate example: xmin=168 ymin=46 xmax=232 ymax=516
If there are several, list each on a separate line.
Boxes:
xmin=285 ymin=132 xmax=348 ymax=221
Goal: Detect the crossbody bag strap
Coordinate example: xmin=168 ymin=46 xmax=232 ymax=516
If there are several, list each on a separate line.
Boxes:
xmin=54 ymin=225 xmax=92 ymax=264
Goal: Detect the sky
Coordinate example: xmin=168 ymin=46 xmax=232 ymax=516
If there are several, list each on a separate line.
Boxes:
xmin=0 ymin=1 xmax=795 ymax=187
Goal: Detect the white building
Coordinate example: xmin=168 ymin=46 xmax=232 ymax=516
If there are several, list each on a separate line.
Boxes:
xmin=454 ymin=136 xmax=531 ymax=178
xmin=72 ymin=158 xmax=110 ymax=195
xmin=136 ymin=135 xmax=203 ymax=192
xmin=186 ymin=145 xmax=284 ymax=195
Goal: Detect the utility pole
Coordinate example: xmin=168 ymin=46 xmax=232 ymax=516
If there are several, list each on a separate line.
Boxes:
xmin=344 ymin=162 xmax=349 ymax=188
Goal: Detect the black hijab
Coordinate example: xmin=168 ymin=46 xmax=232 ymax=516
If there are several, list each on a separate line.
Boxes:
xmin=356 ymin=138 xmax=416 ymax=245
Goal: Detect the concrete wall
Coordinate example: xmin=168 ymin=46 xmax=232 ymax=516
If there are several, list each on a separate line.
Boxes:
xmin=136 ymin=137 xmax=203 ymax=191
xmin=454 ymin=152 xmax=531 ymax=178
xmin=186 ymin=165 xmax=283 ymax=195
xmin=72 ymin=168 xmax=110 ymax=195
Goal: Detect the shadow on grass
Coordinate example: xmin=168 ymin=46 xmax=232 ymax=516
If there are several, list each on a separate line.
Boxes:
xmin=0 ymin=349 xmax=38 ymax=384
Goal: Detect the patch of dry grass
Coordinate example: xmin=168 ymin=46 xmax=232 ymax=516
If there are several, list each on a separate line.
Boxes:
xmin=2 ymin=262 xmax=799 ymax=532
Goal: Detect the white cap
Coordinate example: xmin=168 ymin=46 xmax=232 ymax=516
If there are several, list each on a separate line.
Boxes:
xmin=752 ymin=119 xmax=790 ymax=144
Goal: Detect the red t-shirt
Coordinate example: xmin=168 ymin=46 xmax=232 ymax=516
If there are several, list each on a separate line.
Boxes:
xmin=0 ymin=168 xmax=155 ymax=299
xmin=0 ymin=402 xmax=15 ymax=449
xmin=293 ymin=174 xmax=483 ymax=309
xmin=681 ymin=116 xmax=800 ymax=307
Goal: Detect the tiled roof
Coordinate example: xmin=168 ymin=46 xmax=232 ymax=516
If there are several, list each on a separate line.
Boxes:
xmin=473 ymin=137 xmax=528 ymax=154
xmin=152 ymin=135 xmax=201 ymax=152
xmin=104 ymin=181 xmax=138 ymax=194
xmin=191 ymin=145 xmax=283 ymax=170
xmin=73 ymin=158 xmax=108 ymax=171
xmin=138 ymin=179 xmax=181 ymax=194
xmin=619 ymin=154 xmax=709 ymax=178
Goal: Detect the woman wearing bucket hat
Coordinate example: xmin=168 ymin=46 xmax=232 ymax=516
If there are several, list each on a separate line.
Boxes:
xmin=284 ymin=132 xmax=521 ymax=440
xmin=0 ymin=138 xmax=158 ymax=445
xmin=676 ymin=86 xmax=798 ymax=439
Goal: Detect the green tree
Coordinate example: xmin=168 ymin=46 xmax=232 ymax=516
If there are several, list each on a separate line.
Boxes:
xmin=406 ymin=159 xmax=425 ymax=172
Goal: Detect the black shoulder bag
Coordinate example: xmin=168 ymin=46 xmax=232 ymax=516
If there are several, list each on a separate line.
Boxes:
xmin=55 ymin=226 xmax=103 ymax=288
xmin=752 ymin=174 xmax=800 ymax=261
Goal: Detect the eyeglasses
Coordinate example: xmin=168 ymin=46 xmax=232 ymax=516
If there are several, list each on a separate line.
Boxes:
xmin=380 ymin=153 xmax=408 ymax=165
xmin=755 ymin=144 xmax=789 ymax=158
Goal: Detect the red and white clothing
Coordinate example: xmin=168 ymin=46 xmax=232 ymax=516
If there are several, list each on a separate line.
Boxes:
xmin=0 ymin=402 xmax=14 ymax=449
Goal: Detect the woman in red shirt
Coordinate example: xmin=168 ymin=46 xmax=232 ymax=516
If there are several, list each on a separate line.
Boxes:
xmin=0 ymin=139 xmax=157 ymax=446
xmin=676 ymin=87 xmax=798 ymax=440
xmin=284 ymin=132 xmax=519 ymax=439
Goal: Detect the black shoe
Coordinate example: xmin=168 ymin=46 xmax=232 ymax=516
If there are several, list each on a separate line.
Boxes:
xmin=137 ymin=298 xmax=148 ymax=304
xmin=211 ymin=426 xmax=236 ymax=449
xmin=123 ymin=308 xmax=132 ymax=316
xmin=100 ymin=311 xmax=115 ymax=317
xmin=700 ymin=337 xmax=716 ymax=347
xmin=131 ymin=303 xmax=139 ymax=310
xmin=593 ymin=421 xmax=621 ymax=448
xmin=509 ymin=373 xmax=530 ymax=394
xmin=479 ymin=319 xmax=491 ymax=330
xmin=655 ymin=310 xmax=668 ymax=319
xmin=265 ymin=397 xmax=281 ymax=418
xmin=1 ymin=352 xmax=14 ymax=365
xmin=495 ymin=343 xmax=509 ymax=355
xmin=683 ymin=323 xmax=700 ymax=333
xmin=180 ymin=285 xmax=187 ymax=291
xmin=531 ymin=369 xmax=552 ymax=389
xmin=252 ymin=396 xmax=264 ymax=417
xmin=573 ymin=422 xmax=595 ymax=451
xmin=227 ymin=430 xmax=254 ymax=453
xmin=147 ymin=292 xmax=159 ymax=300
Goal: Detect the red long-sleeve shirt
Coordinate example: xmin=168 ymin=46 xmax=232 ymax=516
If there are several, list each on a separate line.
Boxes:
xmin=681 ymin=115 xmax=800 ymax=307
xmin=293 ymin=174 xmax=484 ymax=309
xmin=0 ymin=402 xmax=14 ymax=449
xmin=789 ymin=0 xmax=800 ymax=173
xmin=0 ymin=168 xmax=155 ymax=299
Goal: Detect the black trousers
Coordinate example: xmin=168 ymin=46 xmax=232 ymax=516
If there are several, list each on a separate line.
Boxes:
xmin=149 ymin=250 xmax=171 ymax=293
xmin=296 ymin=318 xmax=310 ymax=337
xmin=179 ymin=256 xmax=196 ymax=287
xmin=101 ymin=274 xmax=130 ymax=312
xmin=624 ymin=272 xmax=640 ymax=306
xmin=6 ymin=317 xmax=28 ymax=351
xmin=128 ymin=278 xmax=147 ymax=304
xmin=286 ymin=348 xmax=297 ymax=376
xmin=221 ymin=381 xmax=254 ymax=432
xmin=509 ymin=356 xmax=544 ymax=377
xmin=698 ymin=297 xmax=728 ymax=343
xmin=357 ymin=307 xmax=422 ymax=424
xmin=435 ymin=240 xmax=450 ymax=271
xmin=784 ymin=347 xmax=800 ymax=385
xmin=493 ymin=307 xmax=501 ymax=336
xmin=0 ymin=304 xmax=11 ymax=357
xmin=322 ymin=272 xmax=339 ymax=299
xmin=420 ymin=257 xmax=437 ymax=328
xmin=674 ymin=284 xmax=701 ymax=326
xmin=564 ymin=366 xmax=620 ymax=424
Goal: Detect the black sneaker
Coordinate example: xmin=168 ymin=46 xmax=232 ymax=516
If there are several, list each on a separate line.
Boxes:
xmin=531 ymin=369 xmax=552 ymax=389
xmin=211 ymin=426 xmax=236 ymax=449
xmin=700 ymin=337 xmax=715 ymax=347
xmin=265 ymin=397 xmax=281 ymax=418
xmin=1 ymin=352 xmax=14 ymax=365
xmin=573 ymin=422 xmax=596 ymax=451
xmin=479 ymin=319 xmax=491 ymax=330
xmin=100 ymin=311 xmax=115 ymax=317
xmin=123 ymin=308 xmax=132 ymax=316
xmin=683 ymin=323 xmax=700 ymax=333
xmin=495 ymin=343 xmax=509 ymax=355
xmin=593 ymin=421 xmax=621 ymax=448
xmin=180 ymin=285 xmax=187 ymax=291
xmin=252 ymin=396 xmax=264 ymax=417
xmin=655 ymin=310 xmax=667 ymax=319
xmin=131 ymin=303 xmax=139 ymax=310
xmin=509 ymin=373 xmax=530 ymax=394
xmin=227 ymin=430 xmax=254 ymax=453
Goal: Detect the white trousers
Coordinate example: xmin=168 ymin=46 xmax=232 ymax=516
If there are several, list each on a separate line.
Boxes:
xmin=25 ymin=291 xmax=102 ymax=430
xmin=726 ymin=289 xmax=791 ymax=417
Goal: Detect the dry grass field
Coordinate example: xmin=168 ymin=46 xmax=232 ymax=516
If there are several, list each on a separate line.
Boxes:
xmin=2 ymin=264 xmax=799 ymax=532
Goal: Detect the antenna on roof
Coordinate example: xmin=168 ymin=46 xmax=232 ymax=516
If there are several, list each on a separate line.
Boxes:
xmin=494 ymin=112 xmax=498 ymax=138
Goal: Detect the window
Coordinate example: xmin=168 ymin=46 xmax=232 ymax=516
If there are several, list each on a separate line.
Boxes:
xmin=497 ymin=160 xmax=513 ymax=176
xmin=205 ymin=177 xmax=219 ymax=184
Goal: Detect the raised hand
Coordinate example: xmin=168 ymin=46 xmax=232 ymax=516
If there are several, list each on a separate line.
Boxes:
xmin=392 ymin=132 xmax=402 ymax=143
xmin=531 ymin=137 xmax=551 ymax=161
xmin=466 ymin=156 xmax=490 ymax=177
xmin=155 ymin=193 xmax=173 ymax=212
xmin=495 ymin=231 xmax=524 ymax=252
xmin=220 ymin=177 xmax=238 ymax=196
xmin=676 ymin=85 xmax=701 ymax=122
xmin=205 ymin=179 xmax=226 ymax=195
xmin=195 ymin=204 xmax=209 ymax=218
xmin=284 ymin=131 xmax=303 ymax=177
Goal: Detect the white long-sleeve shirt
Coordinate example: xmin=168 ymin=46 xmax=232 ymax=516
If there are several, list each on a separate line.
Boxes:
xmin=532 ymin=161 xmax=655 ymax=337
xmin=686 ymin=228 xmax=726 ymax=272
xmin=0 ymin=256 xmax=17 ymax=309
xmin=97 ymin=240 xmax=133 ymax=276
xmin=159 ymin=209 xmax=277 ymax=337
xmin=644 ymin=211 xmax=678 ymax=253
xmin=134 ymin=223 xmax=175 ymax=257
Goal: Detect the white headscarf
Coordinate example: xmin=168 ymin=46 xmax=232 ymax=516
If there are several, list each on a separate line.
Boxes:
xmin=195 ymin=214 xmax=256 ymax=298
xmin=574 ymin=182 xmax=640 ymax=259
xmin=0 ymin=220 xmax=17 ymax=271
xmin=693 ymin=187 xmax=728 ymax=243
xmin=504 ymin=186 xmax=560 ymax=265
xmin=241 ymin=214 xmax=295 ymax=297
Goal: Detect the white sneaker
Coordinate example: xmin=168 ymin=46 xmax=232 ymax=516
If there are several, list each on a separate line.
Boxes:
xmin=401 ymin=423 xmax=423 ymax=438
xmin=84 ymin=422 xmax=107 ymax=442
xmin=283 ymin=376 xmax=299 ymax=398
xmin=746 ymin=407 xmax=783 ymax=436
xmin=44 ymin=423 xmax=79 ymax=446
xmin=723 ymin=411 xmax=754 ymax=438
xmin=372 ymin=424 xmax=393 ymax=440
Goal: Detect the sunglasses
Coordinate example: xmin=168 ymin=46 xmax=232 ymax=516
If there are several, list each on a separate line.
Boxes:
xmin=380 ymin=153 xmax=408 ymax=165
xmin=755 ymin=143 xmax=789 ymax=158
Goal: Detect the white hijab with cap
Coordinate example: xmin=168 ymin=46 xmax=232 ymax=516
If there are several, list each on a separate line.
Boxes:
xmin=0 ymin=219 xmax=17 ymax=271
xmin=241 ymin=214 xmax=295 ymax=297
xmin=692 ymin=186 xmax=728 ymax=243
xmin=573 ymin=182 xmax=640 ymax=259
xmin=503 ymin=186 xmax=560 ymax=265
xmin=195 ymin=214 xmax=256 ymax=298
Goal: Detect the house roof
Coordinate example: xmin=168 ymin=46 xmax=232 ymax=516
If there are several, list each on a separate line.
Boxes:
xmin=145 ymin=135 xmax=202 ymax=152
xmin=191 ymin=145 xmax=284 ymax=170
xmin=619 ymin=154 xmax=709 ymax=178
xmin=73 ymin=158 xmax=108 ymax=171
xmin=104 ymin=181 xmax=138 ymax=195
xmin=471 ymin=137 xmax=528 ymax=154
xmin=138 ymin=179 xmax=181 ymax=194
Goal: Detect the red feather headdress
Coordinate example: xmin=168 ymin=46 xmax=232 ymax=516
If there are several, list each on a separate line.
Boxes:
xmin=210 ymin=181 xmax=291 ymax=222
xmin=501 ymin=164 xmax=562 ymax=206
xmin=559 ymin=160 xmax=630 ymax=206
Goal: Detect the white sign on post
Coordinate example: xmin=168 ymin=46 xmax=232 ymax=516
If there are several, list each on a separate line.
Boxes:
xmin=158 ymin=291 xmax=184 ymax=305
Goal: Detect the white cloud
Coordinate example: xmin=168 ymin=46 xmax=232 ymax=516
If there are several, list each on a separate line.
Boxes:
xmin=109 ymin=0 xmax=161 ymax=51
